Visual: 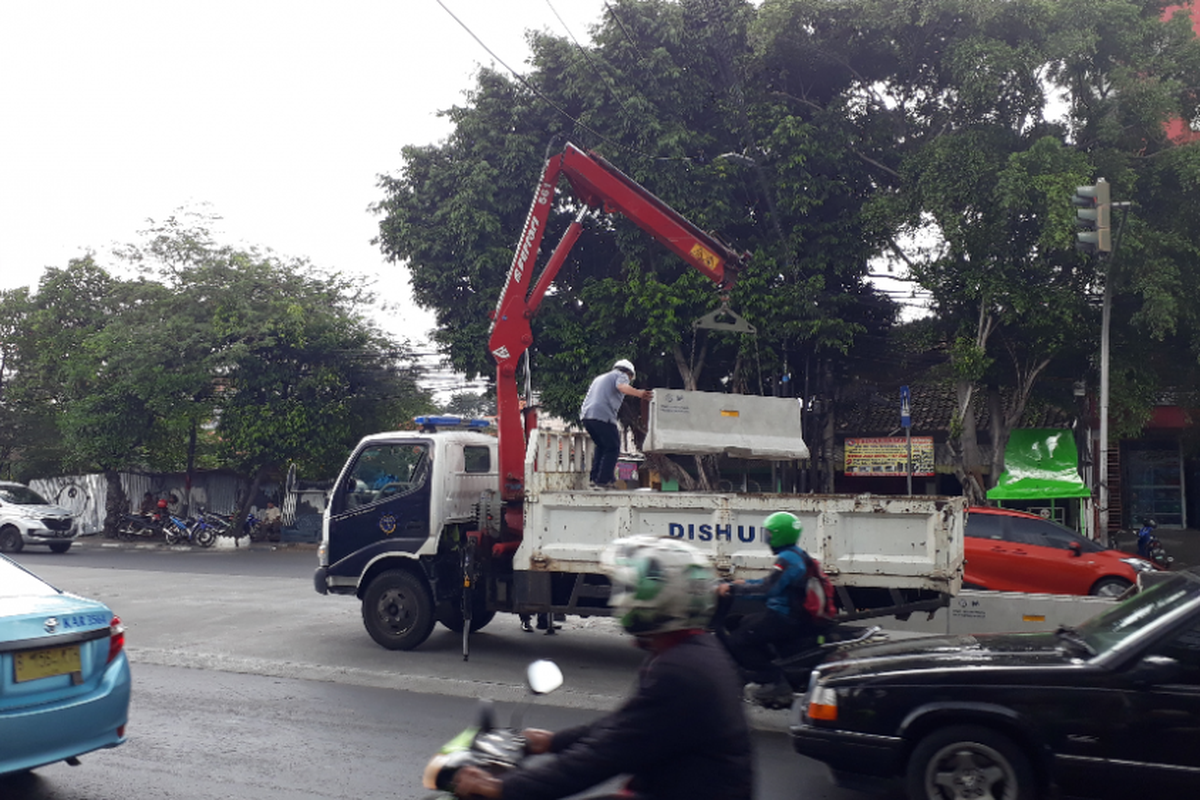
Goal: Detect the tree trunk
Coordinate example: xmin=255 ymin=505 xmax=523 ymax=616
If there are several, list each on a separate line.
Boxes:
xmin=103 ymin=468 xmax=125 ymax=538
xmin=987 ymin=386 xmax=1008 ymax=491
xmin=235 ymin=463 xmax=272 ymax=530
xmin=950 ymin=379 xmax=988 ymax=506
xmin=184 ymin=419 xmax=198 ymax=515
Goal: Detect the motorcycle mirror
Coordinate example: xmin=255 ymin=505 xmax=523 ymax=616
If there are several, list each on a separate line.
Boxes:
xmin=527 ymin=660 xmax=563 ymax=695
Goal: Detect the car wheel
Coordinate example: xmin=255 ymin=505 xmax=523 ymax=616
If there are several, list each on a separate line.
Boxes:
xmin=907 ymin=724 xmax=1036 ymax=800
xmin=1089 ymin=577 xmax=1133 ymax=598
xmin=48 ymin=541 xmax=72 ymax=554
xmin=0 ymin=525 xmax=24 ymax=554
xmin=362 ymin=569 xmax=435 ymax=650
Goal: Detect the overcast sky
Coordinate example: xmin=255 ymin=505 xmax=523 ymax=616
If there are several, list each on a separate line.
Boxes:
xmin=0 ymin=0 xmax=609 ymax=363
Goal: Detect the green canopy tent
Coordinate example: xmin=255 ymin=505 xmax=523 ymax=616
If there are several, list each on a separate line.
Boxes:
xmin=987 ymin=429 xmax=1093 ymax=535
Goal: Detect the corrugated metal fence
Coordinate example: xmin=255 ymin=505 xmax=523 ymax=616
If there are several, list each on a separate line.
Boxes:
xmin=29 ymin=472 xmax=327 ymax=542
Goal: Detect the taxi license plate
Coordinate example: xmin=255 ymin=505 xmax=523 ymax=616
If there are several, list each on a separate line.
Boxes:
xmin=14 ymin=644 xmax=82 ymax=682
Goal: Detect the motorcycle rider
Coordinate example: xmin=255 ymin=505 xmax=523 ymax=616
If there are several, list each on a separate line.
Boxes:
xmin=716 ymin=511 xmax=826 ymax=708
xmin=452 ymin=535 xmax=753 ymax=800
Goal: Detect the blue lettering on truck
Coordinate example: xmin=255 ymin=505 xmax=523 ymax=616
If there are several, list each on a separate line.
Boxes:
xmin=667 ymin=523 xmax=757 ymax=542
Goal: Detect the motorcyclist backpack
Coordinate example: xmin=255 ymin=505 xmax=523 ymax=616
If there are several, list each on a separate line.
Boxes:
xmin=799 ymin=553 xmax=837 ymax=622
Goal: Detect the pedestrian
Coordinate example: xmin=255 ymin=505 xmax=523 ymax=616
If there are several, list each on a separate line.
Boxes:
xmin=138 ymin=492 xmax=156 ymax=517
xmin=579 ymin=359 xmax=651 ymax=490
xmin=452 ymin=535 xmax=753 ymax=800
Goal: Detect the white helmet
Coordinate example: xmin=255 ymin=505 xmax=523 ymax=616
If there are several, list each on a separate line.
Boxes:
xmin=613 ymin=359 xmax=636 ymax=378
xmin=602 ymin=535 xmax=717 ymax=636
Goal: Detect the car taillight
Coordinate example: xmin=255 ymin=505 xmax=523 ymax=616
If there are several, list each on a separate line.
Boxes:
xmin=807 ymin=685 xmax=838 ymax=721
xmin=107 ymin=615 xmax=125 ymax=664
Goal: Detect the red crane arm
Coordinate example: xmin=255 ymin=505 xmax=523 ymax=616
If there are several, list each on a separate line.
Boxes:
xmin=488 ymin=143 xmax=751 ymax=503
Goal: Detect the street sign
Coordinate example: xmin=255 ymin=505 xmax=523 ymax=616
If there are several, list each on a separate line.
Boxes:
xmin=900 ymin=385 xmax=911 ymax=429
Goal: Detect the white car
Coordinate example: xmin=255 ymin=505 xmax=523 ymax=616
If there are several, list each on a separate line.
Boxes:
xmin=0 ymin=482 xmax=77 ymax=554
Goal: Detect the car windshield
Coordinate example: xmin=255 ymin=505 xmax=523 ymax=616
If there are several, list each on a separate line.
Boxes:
xmin=1075 ymin=571 xmax=1200 ymax=653
xmin=0 ymin=484 xmax=50 ymax=505
xmin=0 ymin=557 xmax=60 ymax=598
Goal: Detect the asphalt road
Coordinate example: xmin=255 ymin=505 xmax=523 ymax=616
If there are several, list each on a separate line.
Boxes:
xmin=5 ymin=541 xmax=874 ymax=800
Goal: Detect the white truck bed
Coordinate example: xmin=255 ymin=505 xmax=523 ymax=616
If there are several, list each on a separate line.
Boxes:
xmin=517 ymin=430 xmax=965 ymax=595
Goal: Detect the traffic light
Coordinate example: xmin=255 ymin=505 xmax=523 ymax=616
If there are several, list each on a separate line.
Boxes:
xmin=1073 ymin=179 xmax=1111 ymax=254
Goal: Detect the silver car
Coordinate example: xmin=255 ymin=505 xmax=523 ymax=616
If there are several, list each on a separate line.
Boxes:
xmin=0 ymin=482 xmax=77 ymax=554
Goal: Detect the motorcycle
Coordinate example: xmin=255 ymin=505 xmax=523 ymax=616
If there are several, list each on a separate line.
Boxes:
xmin=422 ymin=660 xmax=563 ymax=797
xmin=116 ymin=513 xmax=164 ymax=541
xmin=1136 ymin=518 xmax=1174 ymax=569
xmin=712 ymin=594 xmax=886 ymax=710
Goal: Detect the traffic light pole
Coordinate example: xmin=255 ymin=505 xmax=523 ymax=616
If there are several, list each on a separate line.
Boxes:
xmin=1093 ymin=199 xmax=1130 ymax=542
xmin=1099 ymin=255 xmax=1111 ymax=542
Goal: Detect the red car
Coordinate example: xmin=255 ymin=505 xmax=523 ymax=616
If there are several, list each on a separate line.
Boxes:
xmin=964 ymin=506 xmax=1157 ymax=597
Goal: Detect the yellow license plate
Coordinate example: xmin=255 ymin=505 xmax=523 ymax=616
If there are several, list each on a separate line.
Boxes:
xmin=14 ymin=644 xmax=82 ymax=683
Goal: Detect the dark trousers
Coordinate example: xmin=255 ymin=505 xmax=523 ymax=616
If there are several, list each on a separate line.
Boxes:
xmin=583 ymin=418 xmax=621 ymax=485
xmin=721 ymin=608 xmax=807 ymax=685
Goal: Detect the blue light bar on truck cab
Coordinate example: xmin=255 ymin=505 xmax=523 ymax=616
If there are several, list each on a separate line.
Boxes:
xmin=413 ymin=416 xmax=493 ymax=431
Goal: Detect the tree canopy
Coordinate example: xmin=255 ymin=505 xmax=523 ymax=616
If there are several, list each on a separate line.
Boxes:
xmin=374 ymin=0 xmax=1200 ymax=496
xmin=0 ymin=216 xmax=435 ymax=503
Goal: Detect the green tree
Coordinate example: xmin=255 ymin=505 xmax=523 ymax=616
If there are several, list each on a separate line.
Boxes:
xmin=755 ymin=0 xmax=1200 ymax=500
xmin=114 ymin=216 xmax=437 ymax=516
xmin=0 ymin=219 xmax=435 ymax=528
xmin=374 ymin=0 xmax=893 ymax=488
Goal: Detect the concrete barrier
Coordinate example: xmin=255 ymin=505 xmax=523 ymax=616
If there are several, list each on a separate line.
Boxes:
xmin=644 ymin=390 xmax=809 ymax=460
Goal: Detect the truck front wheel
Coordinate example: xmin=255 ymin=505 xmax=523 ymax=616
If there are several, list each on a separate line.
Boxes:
xmin=362 ymin=570 xmax=435 ymax=650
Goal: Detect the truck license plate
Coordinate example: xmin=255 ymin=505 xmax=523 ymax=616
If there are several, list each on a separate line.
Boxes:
xmin=14 ymin=644 xmax=82 ymax=682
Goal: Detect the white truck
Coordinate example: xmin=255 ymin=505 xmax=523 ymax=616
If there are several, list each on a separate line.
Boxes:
xmin=312 ymin=143 xmax=966 ymax=654
xmin=313 ymin=424 xmax=966 ymax=653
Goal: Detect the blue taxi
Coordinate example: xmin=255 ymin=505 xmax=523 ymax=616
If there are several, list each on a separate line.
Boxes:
xmin=0 ymin=554 xmax=131 ymax=775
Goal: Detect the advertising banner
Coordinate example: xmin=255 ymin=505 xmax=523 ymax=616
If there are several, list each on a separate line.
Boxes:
xmin=845 ymin=437 xmax=935 ymax=477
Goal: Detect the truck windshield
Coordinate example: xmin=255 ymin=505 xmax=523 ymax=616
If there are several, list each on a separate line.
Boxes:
xmin=344 ymin=443 xmax=430 ymax=510
xmin=1077 ymin=571 xmax=1200 ymax=654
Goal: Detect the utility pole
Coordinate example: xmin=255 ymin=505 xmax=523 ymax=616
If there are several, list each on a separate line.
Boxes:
xmin=1073 ymin=179 xmax=1113 ymax=539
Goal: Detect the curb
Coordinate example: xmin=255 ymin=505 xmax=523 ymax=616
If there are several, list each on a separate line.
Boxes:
xmin=78 ymin=537 xmax=319 ymax=552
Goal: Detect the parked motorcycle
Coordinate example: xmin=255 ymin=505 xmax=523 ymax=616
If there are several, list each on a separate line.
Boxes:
xmin=712 ymin=595 xmax=886 ymax=710
xmin=422 ymin=660 xmax=563 ymax=797
xmin=116 ymin=513 xmax=164 ymax=542
xmin=1136 ymin=518 xmax=1174 ymax=569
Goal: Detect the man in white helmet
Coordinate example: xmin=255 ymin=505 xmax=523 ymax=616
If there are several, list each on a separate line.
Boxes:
xmin=452 ymin=535 xmax=753 ymax=800
xmin=579 ymin=359 xmax=651 ymax=489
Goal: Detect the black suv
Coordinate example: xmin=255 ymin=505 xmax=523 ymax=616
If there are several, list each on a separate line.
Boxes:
xmin=790 ymin=569 xmax=1200 ymax=799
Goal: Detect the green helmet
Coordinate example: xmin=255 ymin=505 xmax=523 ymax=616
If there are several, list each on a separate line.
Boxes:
xmin=602 ymin=535 xmax=717 ymax=636
xmin=763 ymin=511 xmax=802 ymax=550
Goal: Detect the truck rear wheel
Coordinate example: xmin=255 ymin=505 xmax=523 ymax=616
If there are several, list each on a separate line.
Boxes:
xmin=362 ymin=569 xmax=435 ymax=650
xmin=437 ymin=599 xmax=496 ymax=633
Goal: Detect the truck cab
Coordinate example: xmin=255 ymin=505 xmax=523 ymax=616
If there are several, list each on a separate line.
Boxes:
xmin=314 ymin=427 xmax=499 ymax=646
